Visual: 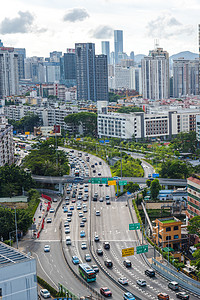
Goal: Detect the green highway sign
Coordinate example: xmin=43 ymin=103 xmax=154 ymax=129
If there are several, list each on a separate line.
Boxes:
xmin=91 ymin=178 xmax=101 ymax=184
xmin=88 ymin=178 xmax=108 ymax=184
xmin=129 ymin=223 xmax=140 ymax=230
xmin=136 ymin=245 xmax=148 ymax=254
xmin=108 ymin=178 xmax=114 ymax=181
xmin=119 ymin=180 xmax=127 ymax=186
xmin=101 ymin=178 xmax=108 ymax=184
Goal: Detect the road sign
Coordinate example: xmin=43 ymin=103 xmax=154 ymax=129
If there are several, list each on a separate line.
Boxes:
xmin=119 ymin=180 xmax=127 ymax=186
xmin=101 ymin=178 xmax=108 ymax=184
xmin=129 ymin=223 xmax=140 ymax=230
xmin=127 ymin=191 xmax=131 ymax=195
xmin=108 ymin=180 xmax=116 ymax=186
xmin=91 ymin=178 xmax=101 ymax=184
xmin=99 ymin=140 xmax=104 ymax=143
xmin=136 ymin=245 xmax=148 ymax=254
xmin=107 ymin=178 xmax=114 ymax=181
xmin=122 ymin=247 xmax=134 ymax=257
xmin=105 ymin=140 xmax=110 ymax=143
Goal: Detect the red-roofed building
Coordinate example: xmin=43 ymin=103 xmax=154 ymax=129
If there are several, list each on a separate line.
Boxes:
xmin=187 ymin=176 xmax=200 ymax=219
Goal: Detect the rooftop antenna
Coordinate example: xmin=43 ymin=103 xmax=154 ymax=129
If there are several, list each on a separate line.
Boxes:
xmin=154 ymin=39 xmax=159 ymax=50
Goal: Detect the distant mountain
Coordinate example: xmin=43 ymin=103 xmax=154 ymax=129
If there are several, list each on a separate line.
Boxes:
xmin=134 ymin=54 xmax=146 ymax=63
xmin=170 ymin=51 xmax=198 ymax=64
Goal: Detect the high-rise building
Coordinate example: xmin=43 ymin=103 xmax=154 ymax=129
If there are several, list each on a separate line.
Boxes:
xmin=14 ymin=48 xmax=26 ymax=80
xmin=114 ymin=30 xmax=123 ymax=65
xmin=0 ymin=40 xmax=3 ymax=47
xmin=199 ymin=24 xmax=200 ymax=95
xmin=95 ymin=54 xmax=108 ymax=101
xmin=0 ymin=48 xmax=19 ymax=98
xmin=75 ymin=43 xmax=96 ymax=101
xmin=50 ymin=51 xmax=62 ymax=62
xmin=173 ymin=59 xmax=199 ymax=97
xmin=141 ymin=47 xmax=169 ymax=100
xmin=101 ymin=41 xmax=110 ymax=64
xmin=60 ymin=52 xmax=76 ymax=87
xmin=130 ymin=51 xmax=135 ymax=61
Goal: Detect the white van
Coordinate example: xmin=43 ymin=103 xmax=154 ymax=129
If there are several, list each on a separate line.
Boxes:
xmin=168 ymin=281 xmax=179 ymax=291
xmin=66 ymin=236 xmax=71 ymax=245
xmin=189 ymin=246 xmax=197 ymax=255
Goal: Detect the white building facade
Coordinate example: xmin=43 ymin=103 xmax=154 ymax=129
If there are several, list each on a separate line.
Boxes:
xmin=0 ymin=117 xmax=14 ymax=166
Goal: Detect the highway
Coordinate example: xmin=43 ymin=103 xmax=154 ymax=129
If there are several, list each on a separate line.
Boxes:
xmin=26 ymin=149 xmax=198 ymax=300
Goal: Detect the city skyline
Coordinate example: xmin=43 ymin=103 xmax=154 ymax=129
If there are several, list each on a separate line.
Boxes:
xmin=0 ymin=0 xmax=199 ymax=58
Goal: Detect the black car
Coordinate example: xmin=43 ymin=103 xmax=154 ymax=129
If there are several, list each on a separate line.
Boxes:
xmin=99 ymin=161 xmax=102 ymax=165
xmin=145 ymin=269 xmax=155 ymax=277
xmin=91 ymin=165 xmax=95 ymax=168
xmin=93 ymin=196 xmax=98 ymax=201
xmin=176 ymin=292 xmax=190 ymax=299
xmin=104 ymin=260 xmax=113 ymax=268
xmin=91 ymin=264 xmax=99 ymax=273
xmin=103 ymin=242 xmax=110 ymax=250
xmin=123 ymin=259 xmax=132 ymax=268
xmin=96 ymin=248 xmax=103 ymax=256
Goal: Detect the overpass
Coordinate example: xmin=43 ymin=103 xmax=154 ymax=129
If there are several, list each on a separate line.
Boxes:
xmin=32 ymin=175 xmax=187 ymax=187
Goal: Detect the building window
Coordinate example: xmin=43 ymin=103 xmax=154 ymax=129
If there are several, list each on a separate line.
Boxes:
xmin=174 ymin=226 xmax=179 ymax=230
xmin=166 ymin=227 xmax=171 ymax=232
xmin=166 ymin=236 xmax=171 ymax=240
xmin=174 ymin=235 xmax=179 ymax=239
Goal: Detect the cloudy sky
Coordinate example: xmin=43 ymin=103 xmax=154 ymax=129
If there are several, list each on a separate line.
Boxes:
xmin=0 ymin=0 xmax=199 ymax=58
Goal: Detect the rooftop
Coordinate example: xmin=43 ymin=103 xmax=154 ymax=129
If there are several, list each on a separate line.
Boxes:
xmin=158 ymin=217 xmax=181 ymax=224
xmin=0 ymin=242 xmax=31 ymax=267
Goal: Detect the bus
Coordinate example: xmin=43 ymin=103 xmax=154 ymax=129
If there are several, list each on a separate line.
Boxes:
xmin=78 ymin=263 xmax=96 ymax=282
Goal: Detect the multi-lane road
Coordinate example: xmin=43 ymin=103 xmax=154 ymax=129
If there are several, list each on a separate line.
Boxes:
xmin=21 ymin=150 xmax=197 ymax=300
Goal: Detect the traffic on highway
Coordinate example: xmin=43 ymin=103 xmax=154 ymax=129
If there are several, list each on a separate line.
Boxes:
xmin=32 ymin=149 xmax=198 ymax=300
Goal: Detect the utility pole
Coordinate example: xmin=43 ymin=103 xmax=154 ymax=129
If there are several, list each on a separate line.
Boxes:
xmin=15 ymin=207 xmax=18 ymax=249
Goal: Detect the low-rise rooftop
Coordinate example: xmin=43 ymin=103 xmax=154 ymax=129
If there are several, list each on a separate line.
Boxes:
xmin=0 ymin=242 xmax=31 ymax=267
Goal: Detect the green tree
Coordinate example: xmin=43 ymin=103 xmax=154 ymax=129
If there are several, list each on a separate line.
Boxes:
xmin=125 ymin=182 xmax=140 ymax=193
xmin=160 ymin=160 xmax=190 ymax=179
xmin=108 ymin=92 xmax=121 ymax=102
xmin=150 ymin=179 xmax=161 ymax=200
xmin=9 ymin=112 xmax=41 ymax=133
xmin=187 ymin=216 xmax=200 ymax=277
xmin=64 ymin=112 xmax=97 ymax=137
xmin=146 ymin=179 xmax=151 ymax=187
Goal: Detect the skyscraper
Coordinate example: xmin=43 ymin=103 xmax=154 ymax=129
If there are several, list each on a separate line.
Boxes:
xmin=75 ymin=43 xmax=96 ymax=101
xmin=95 ymin=55 xmax=108 ymax=101
xmin=0 ymin=48 xmax=19 ymax=98
xmin=114 ymin=30 xmax=123 ymax=65
xmin=141 ymin=47 xmax=169 ymax=100
xmin=0 ymin=40 xmax=3 ymax=47
xmin=130 ymin=51 xmax=135 ymax=61
xmin=60 ymin=52 xmax=76 ymax=87
xmin=199 ymin=24 xmax=200 ymax=94
xmin=14 ymin=48 xmax=26 ymax=80
xmin=101 ymin=41 xmax=110 ymax=64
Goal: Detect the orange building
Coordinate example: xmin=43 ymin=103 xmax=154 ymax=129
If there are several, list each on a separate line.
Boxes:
xmin=187 ymin=176 xmax=200 ymax=219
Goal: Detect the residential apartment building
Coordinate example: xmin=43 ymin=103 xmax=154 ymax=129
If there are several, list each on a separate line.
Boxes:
xmin=187 ymin=175 xmax=200 ymax=218
xmin=142 ymin=47 xmax=169 ymax=100
xmin=0 ymin=116 xmax=14 ymax=166
xmin=173 ymin=59 xmax=199 ymax=97
xmin=153 ymin=217 xmax=183 ymax=255
xmin=0 ymin=47 xmax=19 ymax=98
xmin=60 ymin=51 xmax=76 ymax=87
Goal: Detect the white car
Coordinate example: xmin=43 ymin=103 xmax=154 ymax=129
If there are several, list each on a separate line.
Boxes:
xmin=96 ymin=211 xmax=101 ymax=216
xmin=44 ymin=245 xmax=50 ymax=252
xmin=81 ymin=242 xmax=87 ymax=250
xmin=136 ymin=279 xmax=146 ymax=287
xmin=40 ymin=289 xmax=51 ymax=298
xmin=118 ymin=277 xmax=128 ymax=285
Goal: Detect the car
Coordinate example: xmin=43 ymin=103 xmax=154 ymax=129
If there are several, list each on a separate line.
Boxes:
xmin=93 ymin=170 xmax=96 ymax=173
xmin=93 ymin=196 xmax=98 ymax=201
xmin=100 ymin=287 xmax=112 ymax=297
xmin=82 ymin=217 xmax=87 ymax=222
xmin=113 ymin=176 xmax=121 ymax=180
xmin=91 ymin=264 xmax=99 ymax=273
xmin=63 ymin=207 xmax=68 ymax=213
xmin=123 ymin=292 xmax=135 ymax=300
xmin=65 ymin=200 xmax=69 ymax=205
xmin=83 ymin=207 xmax=88 ymax=213
xmin=70 ymin=205 xmax=74 ymax=210
xmin=99 ymin=197 xmax=104 ymax=202
xmin=64 ymin=221 xmax=69 ymax=227
xmin=49 ymin=208 xmax=54 ymax=213
xmin=99 ymin=184 xmax=103 ymax=187
xmin=77 ymin=205 xmax=82 ymax=210
xmin=123 ymin=259 xmax=132 ymax=268
xmin=94 ymin=235 xmax=100 ymax=242
xmin=72 ymin=194 xmax=76 ymax=198
xmin=168 ymin=281 xmax=179 ymax=291
xmin=96 ymin=248 xmax=103 ymax=256
xmin=80 ymin=222 xmax=85 ymax=227
xmin=96 ymin=210 xmax=101 ymax=216
xmin=66 ymin=190 xmax=70 ymax=194
xmin=95 ymin=162 xmax=98 ymax=166
xmin=98 ymin=172 xmax=101 ymax=176
xmin=67 ymin=211 xmax=72 ymax=216
xmin=77 ymin=196 xmax=82 ymax=200
xmin=65 ymin=227 xmax=70 ymax=234
xmin=104 ymin=259 xmax=113 ymax=268
xmin=118 ymin=277 xmax=128 ymax=285
xmin=91 ymin=164 xmax=95 ymax=168
xmin=99 ymin=161 xmax=102 ymax=165
xmin=157 ymin=293 xmax=169 ymax=300
xmin=176 ymin=292 xmax=190 ymax=299
xmin=80 ymin=230 xmax=86 ymax=238
xmin=40 ymin=289 xmax=51 ymax=298
xmin=46 ymin=218 xmax=52 ymax=223
xmin=106 ymin=200 xmax=111 ymax=205
xmin=136 ymin=279 xmax=146 ymax=287
xmin=72 ymin=198 xmax=76 ymax=203
xmin=85 ymin=254 xmax=91 ymax=262
xmin=72 ymin=256 xmax=79 ymax=264
xmin=103 ymin=242 xmax=110 ymax=249
xmin=105 ymin=195 xmax=110 ymax=200
xmin=53 ymin=198 xmax=57 ymax=202
xmin=83 ymin=197 xmax=88 ymax=202
xmin=81 ymin=242 xmax=87 ymax=250
xmin=106 ymin=184 xmax=109 ymax=187
xmin=67 ymin=217 xmax=71 ymax=222
xmin=145 ymin=269 xmax=155 ymax=277
xmin=65 ymin=196 xmax=70 ymax=200
xmin=79 ymin=212 xmax=84 ymax=218
xmin=44 ymin=245 xmax=50 ymax=252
